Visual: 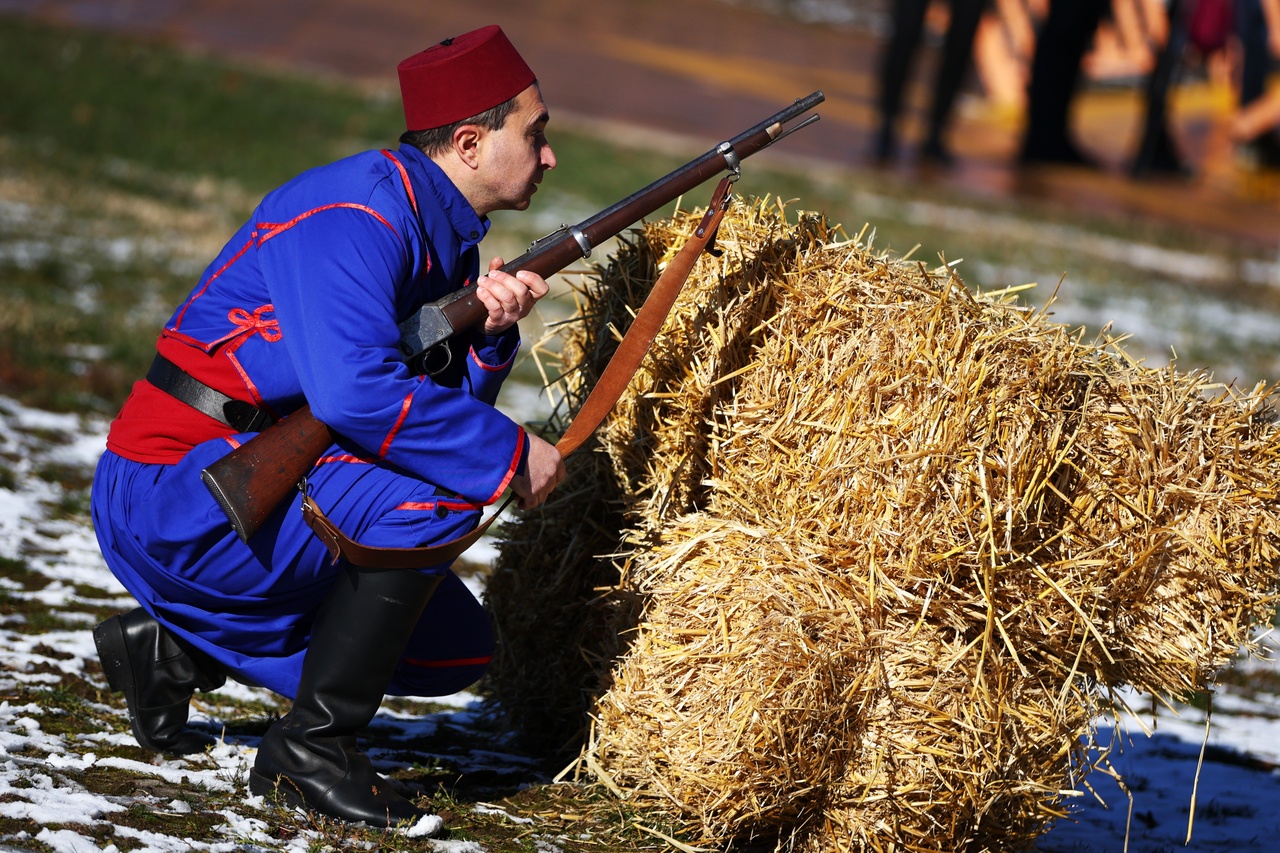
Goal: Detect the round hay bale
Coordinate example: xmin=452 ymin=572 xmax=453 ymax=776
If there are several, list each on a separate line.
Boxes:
xmin=485 ymin=197 xmax=1280 ymax=850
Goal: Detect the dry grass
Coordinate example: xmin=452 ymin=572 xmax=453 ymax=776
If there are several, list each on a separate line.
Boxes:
xmin=486 ymin=197 xmax=1280 ymax=851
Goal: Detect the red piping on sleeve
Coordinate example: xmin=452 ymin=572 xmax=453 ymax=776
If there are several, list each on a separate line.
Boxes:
xmin=482 ymin=425 xmax=526 ymax=505
xmin=469 ymin=345 xmax=515 ymax=372
xmin=379 ymin=393 xmax=416 ymax=459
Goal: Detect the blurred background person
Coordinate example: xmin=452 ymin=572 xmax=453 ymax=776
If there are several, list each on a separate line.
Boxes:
xmin=1018 ymin=0 xmax=1112 ymax=166
xmin=873 ymin=0 xmax=990 ymax=166
xmin=974 ymin=0 xmax=1158 ymax=114
xmin=1229 ymin=0 xmax=1280 ymax=167
xmin=1134 ymin=0 xmax=1280 ymax=174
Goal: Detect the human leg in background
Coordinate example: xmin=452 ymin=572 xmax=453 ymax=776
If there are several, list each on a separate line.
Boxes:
xmin=874 ymin=0 xmax=931 ymax=162
xmin=1018 ymin=0 xmax=1111 ymax=165
xmin=923 ymin=0 xmax=989 ymax=163
xmin=1131 ymin=0 xmax=1192 ymax=177
xmin=1236 ymin=0 xmax=1269 ymax=107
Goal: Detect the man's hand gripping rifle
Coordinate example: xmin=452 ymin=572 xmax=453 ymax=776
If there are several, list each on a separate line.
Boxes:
xmin=200 ymin=91 xmax=825 ymax=545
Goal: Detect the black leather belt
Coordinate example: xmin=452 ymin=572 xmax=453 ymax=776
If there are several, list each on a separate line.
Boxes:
xmin=146 ymin=355 xmax=275 ymax=433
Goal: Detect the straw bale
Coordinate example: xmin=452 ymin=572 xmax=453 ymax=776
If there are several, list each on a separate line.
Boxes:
xmin=485 ymin=197 xmax=1280 ymax=851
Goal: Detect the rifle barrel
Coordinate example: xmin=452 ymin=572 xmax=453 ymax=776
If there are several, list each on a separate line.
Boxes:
xmin=538 ymin=89 xmax=824 ymax=272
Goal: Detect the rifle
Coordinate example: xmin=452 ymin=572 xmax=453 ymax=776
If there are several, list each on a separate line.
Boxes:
xmin=201 ymin=91 xmax=825 ymax=543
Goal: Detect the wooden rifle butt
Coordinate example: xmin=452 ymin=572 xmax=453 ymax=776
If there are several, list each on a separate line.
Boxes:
xmin=200 ymin=405 xmax=335 ymax=543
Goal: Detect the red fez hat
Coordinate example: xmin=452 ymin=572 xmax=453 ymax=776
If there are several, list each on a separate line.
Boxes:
xmin=397 ymin=25 xmax=536 ymax=131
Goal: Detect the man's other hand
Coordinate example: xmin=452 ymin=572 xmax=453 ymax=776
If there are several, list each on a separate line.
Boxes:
xmin=509 ymin=433 xmax=565 ymax=510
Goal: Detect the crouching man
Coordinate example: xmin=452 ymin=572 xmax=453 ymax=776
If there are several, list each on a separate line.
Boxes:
xmin=90 ymin=24 xmax=565 ymax=828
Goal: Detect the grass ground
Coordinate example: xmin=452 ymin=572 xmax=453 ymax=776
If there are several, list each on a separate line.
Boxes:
xmin=6 ymin=12 xmax=1279 ymax=416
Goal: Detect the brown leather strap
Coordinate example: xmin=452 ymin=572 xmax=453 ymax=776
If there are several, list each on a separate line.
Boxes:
xmin=301 ymin=492 xmax=514 ymax=569
xmin=555 ymin=176 xmax=734 ymax=457
xmin=301 ymin=177 xmax=735 ymax=570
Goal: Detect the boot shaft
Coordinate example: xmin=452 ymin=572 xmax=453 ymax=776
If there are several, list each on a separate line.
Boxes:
xmin=252 ymin=566 xmax=443 ymax=827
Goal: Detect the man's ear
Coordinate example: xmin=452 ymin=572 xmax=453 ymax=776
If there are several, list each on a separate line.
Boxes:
xmin=453 ymin=124 xmax=482 ymax=169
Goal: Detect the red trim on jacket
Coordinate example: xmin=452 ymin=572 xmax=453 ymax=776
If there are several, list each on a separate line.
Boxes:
xmin=395 ymin=497 xmax=484 ymax=512
xmin=379 ymin=392 xmax=416 ymax=458
xmin=171 ymin=199 xmax=406 ymax=349
xmin=383 ymin=149 xmax=431 ymax=284
xmin=170 ymin=236 xmax=256 ymax=340
xmin=382 ymin=150 xmax=420 ymax=216
xmin=256 ymin=203 xmax=399 ymax=248
xmin=400 ymin=655 xmax=493 ymax=669
xmin=317 ymin=453 xmax=373 ymax=465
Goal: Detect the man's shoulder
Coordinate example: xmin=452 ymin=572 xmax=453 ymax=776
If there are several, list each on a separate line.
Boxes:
xmin=262 ymin=148 xmax=419 ymax=218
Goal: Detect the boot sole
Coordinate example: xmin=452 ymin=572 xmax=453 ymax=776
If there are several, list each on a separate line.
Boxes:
xmin=249 ymin=767 xmax=438 ymax=831
xmin=248 ymin=768 xmax=307 ymax=811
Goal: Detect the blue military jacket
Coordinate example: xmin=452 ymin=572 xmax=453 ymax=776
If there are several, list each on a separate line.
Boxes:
xmin=92 ymin=143 xmax=526 ymax=696
xmin=107 ymin=142 xmax=526 ymax=503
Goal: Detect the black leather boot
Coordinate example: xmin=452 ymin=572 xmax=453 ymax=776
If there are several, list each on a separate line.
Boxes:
xmin=249 ymin=566 xmax=442 ymax=828
xmin=94 ymin=608 xmax=227 ymax=755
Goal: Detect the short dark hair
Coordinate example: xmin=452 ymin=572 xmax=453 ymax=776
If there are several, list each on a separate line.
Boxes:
xmin=400 ymin=95 xmax=520 ymax=157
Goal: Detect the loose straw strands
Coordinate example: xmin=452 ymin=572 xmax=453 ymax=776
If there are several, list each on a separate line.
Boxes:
xmin=485 ymin=197 xmax=1280 ymax=851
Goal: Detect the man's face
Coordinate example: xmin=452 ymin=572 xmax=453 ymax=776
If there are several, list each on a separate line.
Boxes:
xmin=477 ymin=84 xmax=556 ymax=213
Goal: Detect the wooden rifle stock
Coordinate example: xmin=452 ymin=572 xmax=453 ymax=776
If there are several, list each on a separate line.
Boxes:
xmin=202 ymin=410 xmax=335 ymax=541
xmin=202 ymin=91 xmax=825 ymax=542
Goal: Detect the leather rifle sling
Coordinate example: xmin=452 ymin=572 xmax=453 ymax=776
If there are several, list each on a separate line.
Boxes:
xmin=301 ymin=176 xmax=736 ymax=570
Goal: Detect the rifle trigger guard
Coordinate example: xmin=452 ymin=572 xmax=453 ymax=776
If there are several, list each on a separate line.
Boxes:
xmin=569 ymin=225 xmax=592 ymax=259
xmin=418 ymin=341 xmax=453 ymax=377
xmin=717 ymin=142 xmax=742 ymax=180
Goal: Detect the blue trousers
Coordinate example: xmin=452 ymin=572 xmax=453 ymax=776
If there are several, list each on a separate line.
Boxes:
xmin=92 ymin=438 xmax=495 ymax=699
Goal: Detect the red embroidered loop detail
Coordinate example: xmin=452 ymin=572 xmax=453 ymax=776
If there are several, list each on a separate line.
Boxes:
xmin=228 ymin=305 xmax=282 ymax=342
